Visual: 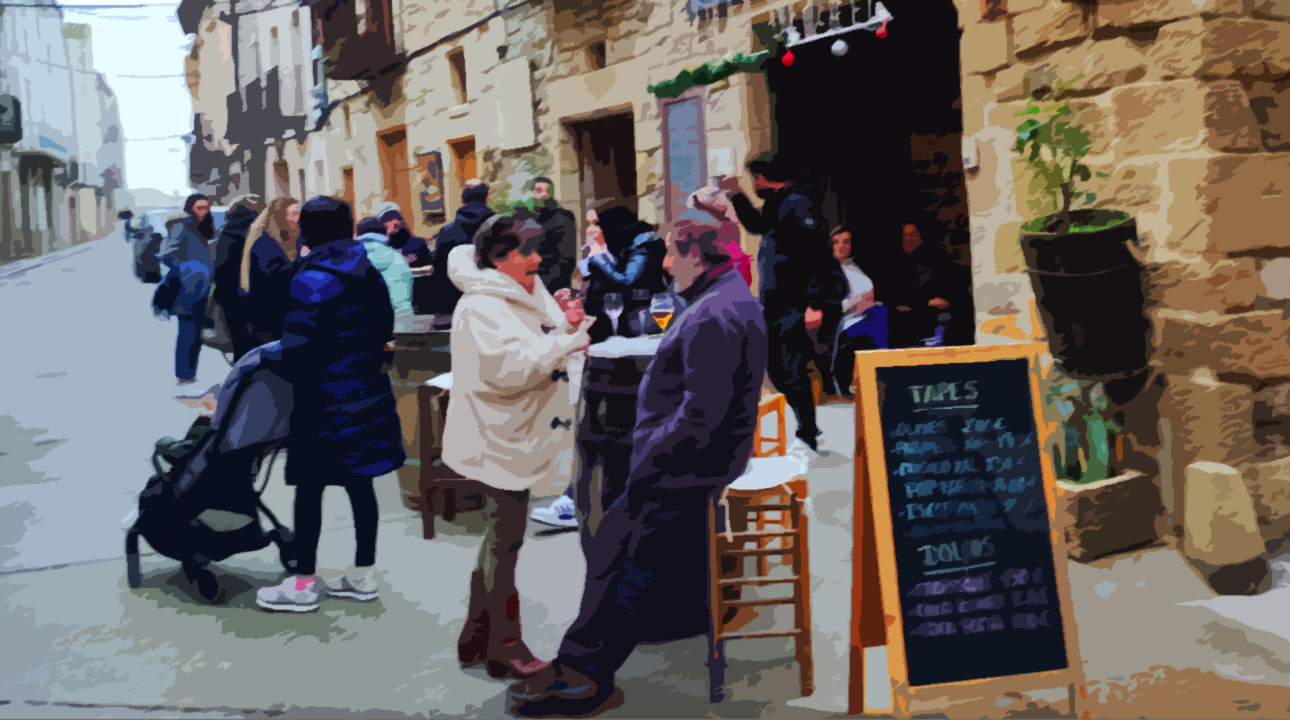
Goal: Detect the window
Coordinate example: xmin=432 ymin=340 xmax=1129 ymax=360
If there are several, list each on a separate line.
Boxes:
xmin=586 ymin=40 xmax=607 ymax=71
xmin=298 ymin=168 xmax=306 ymax=200
xmin=448 ymin=48 xmax=468 ymax=105
xmin=343 ymin=104 xmax=352 ymax=139
xmin=291 ymin=9 xmax=300 ymax=27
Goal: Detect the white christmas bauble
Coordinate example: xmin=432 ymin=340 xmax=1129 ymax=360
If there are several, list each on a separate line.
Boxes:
xmin=831 ymin=39 xmax=849 ymax=56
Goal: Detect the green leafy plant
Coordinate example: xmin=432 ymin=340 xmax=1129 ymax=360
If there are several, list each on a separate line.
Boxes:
xmin=1011 ymin=75 xmax=1110 ymax=235
xmin=1040 ymin=363 xmax=1121 ymax=484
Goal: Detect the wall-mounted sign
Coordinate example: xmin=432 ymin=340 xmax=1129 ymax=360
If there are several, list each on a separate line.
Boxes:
xmin=0 ymin=95 xmax=22 ymax=145
xmin=416 ymin=150 xmax=446 ymax=221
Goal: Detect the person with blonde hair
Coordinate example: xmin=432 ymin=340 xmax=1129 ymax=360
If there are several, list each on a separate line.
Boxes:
xmin=239 ymin=196 xmax=301 ymax=347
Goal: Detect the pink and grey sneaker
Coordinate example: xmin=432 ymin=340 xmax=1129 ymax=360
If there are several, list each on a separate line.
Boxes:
xmin=256 ymin=576 xmax=320 ymax=612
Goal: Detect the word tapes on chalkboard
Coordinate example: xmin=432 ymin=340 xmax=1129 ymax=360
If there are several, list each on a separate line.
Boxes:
xmin=849 ymin=344 xmax=1082 ymax=714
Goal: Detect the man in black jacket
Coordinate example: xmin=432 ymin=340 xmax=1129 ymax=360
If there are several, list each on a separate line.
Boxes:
xmin=725 ymin=152 xmax=846 ymax=454
xmin=210 ymin=194 xmax=266 ymax=360
xmin=426 ymin=180 xmax=495 ymax=314
xmin=528 ymin=176 xmax=578 ymax=293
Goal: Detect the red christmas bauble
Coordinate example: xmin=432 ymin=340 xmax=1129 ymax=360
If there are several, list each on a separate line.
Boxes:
xmin=876 ymin=20 xmax=889 ymax=38
xmin=782 ymin=49 xmax=796 ymax=66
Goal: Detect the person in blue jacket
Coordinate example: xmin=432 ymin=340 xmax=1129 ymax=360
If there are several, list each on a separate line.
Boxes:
xmin=156 ymin=193 xmax=215 ymax=385
xmin=580 ymin=202 xmax=668 ymax=343
xmin=254 ymin=196 xmax=406 ymax=614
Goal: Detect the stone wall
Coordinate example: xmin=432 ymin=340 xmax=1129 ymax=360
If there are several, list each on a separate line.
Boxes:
xmin=959 ymin=0 xmax=1290 ymax=550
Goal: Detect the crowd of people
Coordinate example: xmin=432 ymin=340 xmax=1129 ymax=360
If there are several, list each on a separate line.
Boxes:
xmin=123 ymin=150 xmax=970 ymax=717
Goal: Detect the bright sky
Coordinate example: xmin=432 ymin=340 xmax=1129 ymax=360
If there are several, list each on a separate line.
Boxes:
xmin=61 ymin=0 xmax=193 ymax=195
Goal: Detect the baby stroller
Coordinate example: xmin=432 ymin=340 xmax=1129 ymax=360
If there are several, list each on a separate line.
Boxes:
xmin=125 ymin=345 xmax=295 ymax=603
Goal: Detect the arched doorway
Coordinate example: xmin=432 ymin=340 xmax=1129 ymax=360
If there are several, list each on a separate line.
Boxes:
xmin=764 ymin=0 xmax=973 ymax=346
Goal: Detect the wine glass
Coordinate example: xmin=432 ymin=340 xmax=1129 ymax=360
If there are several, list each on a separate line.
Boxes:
xmin=650 ymin=294 xmax=675 ymax=335
xmin=603 ymin=293 xmax=624 ymax=336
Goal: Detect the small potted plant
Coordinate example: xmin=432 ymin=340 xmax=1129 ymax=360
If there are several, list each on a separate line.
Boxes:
xmin=1012 ymin=78 xmax=1151 ymax=387
xmin=1042 ymin=368 xmax=1162 ymax=562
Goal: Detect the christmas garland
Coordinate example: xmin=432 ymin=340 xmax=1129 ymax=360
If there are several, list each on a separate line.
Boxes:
xmin=647 ymin=51 xmax=772 ymax=98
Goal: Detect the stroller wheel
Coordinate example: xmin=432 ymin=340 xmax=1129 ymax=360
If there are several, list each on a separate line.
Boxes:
xmin=183 ymin=559 xmax=226 ymax=605
xmin=125 ymin=527 xmax=142 ymax=589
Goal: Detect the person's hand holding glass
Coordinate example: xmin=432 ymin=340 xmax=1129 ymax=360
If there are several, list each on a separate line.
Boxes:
xmin=649 ymin=294 xmax=675 ymax=335
xmin=603 ymin=292 xmax=624 ymax=336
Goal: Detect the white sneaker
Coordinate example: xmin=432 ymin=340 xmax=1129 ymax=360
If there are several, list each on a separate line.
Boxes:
xmin=530 ymin=496 xmax=579 ymax=528
xmin=256 ymin=576 xmax=320 ymax=612
xmin=324 ymin=568 xmax=380 ymax=602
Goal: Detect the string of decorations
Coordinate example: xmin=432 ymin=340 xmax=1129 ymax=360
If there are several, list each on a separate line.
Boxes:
xmin=646 ymin=51 xmax=770 ymax=98
xmin=647 ymin=0 xmax=893 ymax=96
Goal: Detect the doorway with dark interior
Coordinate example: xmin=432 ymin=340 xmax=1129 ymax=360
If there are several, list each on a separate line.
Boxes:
xmin=565 ymin=111 xmax=638 ymax=229
xmin=762 ymin=0 xmax=974 ymax=346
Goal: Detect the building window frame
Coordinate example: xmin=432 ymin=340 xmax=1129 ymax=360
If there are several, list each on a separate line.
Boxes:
xmin=447 ymin=47 xmax=468 ymax=106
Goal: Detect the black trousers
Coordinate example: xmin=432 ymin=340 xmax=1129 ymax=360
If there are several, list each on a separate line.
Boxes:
xmin=557 ymin=488 xmax=713 ymax=681
xmin=766 ymin=305 xmax=840 ymax=445
xmin=292 ymin=477 xmax=379 ymax=576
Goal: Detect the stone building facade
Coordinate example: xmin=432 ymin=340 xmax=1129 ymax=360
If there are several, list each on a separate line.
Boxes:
xmin=181 ymin=0 xmax=1290 ymax=586
xmin=957 ymin=0 xmax=1290 ymax=575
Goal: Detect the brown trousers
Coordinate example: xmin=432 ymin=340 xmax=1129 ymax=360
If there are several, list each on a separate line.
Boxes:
xmin=461 ymin=486 xmax=530 ymax=654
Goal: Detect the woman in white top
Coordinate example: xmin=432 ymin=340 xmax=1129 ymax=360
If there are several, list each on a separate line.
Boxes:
xmin=829 ymin=226 xmax=887 ymax=397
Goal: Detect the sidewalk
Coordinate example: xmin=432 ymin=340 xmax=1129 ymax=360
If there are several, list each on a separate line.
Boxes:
xmin=6 ymin=404 xmax=1290 ymax=718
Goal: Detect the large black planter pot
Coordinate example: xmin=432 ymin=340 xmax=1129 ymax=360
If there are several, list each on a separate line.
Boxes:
xmin=1021 ymin=210 xmax=1150 ymax=382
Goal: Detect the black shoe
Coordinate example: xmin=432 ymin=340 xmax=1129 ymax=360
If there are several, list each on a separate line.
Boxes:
xmin=508 ymin=664 xmax=615 ymax=718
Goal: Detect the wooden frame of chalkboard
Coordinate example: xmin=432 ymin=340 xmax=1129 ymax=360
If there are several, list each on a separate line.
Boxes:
xmin=848 ymin=343 xmax=1083 ymax=717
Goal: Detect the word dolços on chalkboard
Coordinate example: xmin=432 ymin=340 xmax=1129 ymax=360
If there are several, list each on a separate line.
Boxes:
xmin=905 ymin=565 xmax=1053 ymax=638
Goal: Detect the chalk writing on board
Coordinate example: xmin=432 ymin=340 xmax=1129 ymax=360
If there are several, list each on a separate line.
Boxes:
xmin=875 ymin=359 xmax=1067 ymax=686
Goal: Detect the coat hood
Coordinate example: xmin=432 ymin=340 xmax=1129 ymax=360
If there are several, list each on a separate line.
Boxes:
xmin=301 ymin=237 xmax=372 ymax=279
xmin=447 ymin=243 xmax=547 ymax=312
xmin=357 ymin=231 xmax=389 ymax=246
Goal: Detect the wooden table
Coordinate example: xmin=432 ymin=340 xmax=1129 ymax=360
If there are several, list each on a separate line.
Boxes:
xmin=390 ymin=313 xmax=453 ymax=511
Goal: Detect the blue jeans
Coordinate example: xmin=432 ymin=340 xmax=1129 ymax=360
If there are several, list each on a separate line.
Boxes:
xmin=175 ymin=315 xmax=203 ymax=380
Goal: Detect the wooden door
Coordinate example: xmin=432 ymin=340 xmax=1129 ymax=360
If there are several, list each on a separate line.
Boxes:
xmin=378 ymin=127 xmax=413 ymax=218
xmin=448 ymin=136 xmax=476 ymax=210
xmin=569 ymin=113 xmax=637 ymax=220
xmin=273 ymin=160 xmax=291 ymax=199
xmin=341 ymin=166 xmax=356 ymax=235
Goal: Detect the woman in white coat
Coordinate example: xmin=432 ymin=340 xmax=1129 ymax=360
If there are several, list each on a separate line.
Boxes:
xmin=444 ymin=214 xmax=593 ymax=681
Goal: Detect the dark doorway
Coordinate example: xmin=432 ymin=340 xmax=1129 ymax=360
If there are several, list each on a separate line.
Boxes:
xmin=566 ymin=112 xmax=638 ymax=222
xmin=765 ymin=0 xmax=974 ymax=345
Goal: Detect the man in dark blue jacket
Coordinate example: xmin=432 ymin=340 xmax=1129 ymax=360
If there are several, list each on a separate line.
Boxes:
xmin=725 ymin=152 xmax=846 ymax=455
xmin=508 ymin=219 xmax=768 ymax=717
xmin=426 ymin=180 xmax=495 ymax=314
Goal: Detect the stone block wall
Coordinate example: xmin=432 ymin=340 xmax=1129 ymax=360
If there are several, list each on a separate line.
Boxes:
xmin=960 ymin=0 xmax=1290 ymax=547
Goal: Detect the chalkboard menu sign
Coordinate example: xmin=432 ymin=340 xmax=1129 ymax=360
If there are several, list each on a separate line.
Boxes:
xmin=873 ymin=357 xmax=1069 ymax=688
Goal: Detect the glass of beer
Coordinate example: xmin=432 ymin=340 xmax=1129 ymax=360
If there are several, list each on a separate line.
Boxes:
xmin=650 ymin=294 xmax=675 ymax=335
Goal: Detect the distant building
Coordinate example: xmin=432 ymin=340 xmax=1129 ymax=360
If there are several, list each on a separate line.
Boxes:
xmin=0 ymin=3 xmax=124 ymax=264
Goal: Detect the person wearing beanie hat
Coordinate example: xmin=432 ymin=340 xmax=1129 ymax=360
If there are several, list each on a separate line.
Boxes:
xmin=724 ymin=151 xmax=847 ymax=458
xmin=255 ymin=195 xmax=405 ymax=614
xmin=378 ymin=206 xmax=432 ymax=269
xmin=356 ymin=215 xmax=414 ymax=317
xmin=423 ymin=178 xmax=495 ymax=314
xmin=211 ymin=193 xmax=269 ymax=360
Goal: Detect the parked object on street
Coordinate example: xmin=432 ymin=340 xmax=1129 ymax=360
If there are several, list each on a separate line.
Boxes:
xmin=125 ymin=344 xmax=296 ymax=604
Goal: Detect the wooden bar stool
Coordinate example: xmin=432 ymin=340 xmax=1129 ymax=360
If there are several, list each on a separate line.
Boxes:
xmin=755 ymin=392 xmax=788 ymax=459
xmin=706 ymin=456 xmax=813 ymax=703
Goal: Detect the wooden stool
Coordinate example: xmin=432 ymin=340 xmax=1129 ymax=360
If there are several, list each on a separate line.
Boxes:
xmin=706 ymin=457 xmax=813 ymax=703
xmin=416 ymin=374 xmax=486 ymax=539
xmin=755 ymin=392 xmax=788 ymax=459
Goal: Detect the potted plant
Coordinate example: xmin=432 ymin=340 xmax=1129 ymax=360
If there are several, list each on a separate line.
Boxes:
xmin=1042 ymin=367 xmax=1162 ymax=562
xmin=1012 ymin=79 xmax=1151 ymax=386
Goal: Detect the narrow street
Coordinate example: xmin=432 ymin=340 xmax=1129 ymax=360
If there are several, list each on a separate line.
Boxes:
xmin=7 ymin=234 xmax=1290 ymax=719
